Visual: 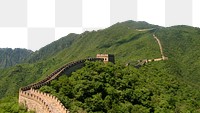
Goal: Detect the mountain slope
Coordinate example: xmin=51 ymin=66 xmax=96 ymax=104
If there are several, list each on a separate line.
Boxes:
xmin=50 ymin=21 xmax=160 ymax=64
xmin=25 ymin=33 xmax=80 ymax=63
xmin=156 ymin=26 xmax=200 ymax=83
xmin=1 ymin=21 xmax=200 ymax=112
xmin=0 ymin=21 xmax=159 ymax=99
xmin=0 ymin=48 xmax=32 ymax=69
xmin=40 ymin=61 xmax=200 ymax=112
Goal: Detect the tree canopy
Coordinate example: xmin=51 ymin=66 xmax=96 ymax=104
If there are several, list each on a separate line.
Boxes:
xmin=40 ymin=61 xmax=200 ymax=113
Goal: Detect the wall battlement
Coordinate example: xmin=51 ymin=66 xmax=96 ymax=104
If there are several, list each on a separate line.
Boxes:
xmin=19 ymin=57 xmax=104 ymax=113
xmin=19 ymin=90 xmax=52 ymax=113
xmin=96 ymin=54 xmax=115 ymax=63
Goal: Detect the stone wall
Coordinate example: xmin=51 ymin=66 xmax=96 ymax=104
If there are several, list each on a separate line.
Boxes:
xmin=19 ymin=58 xmax=103 ymax=113
xmin=19 ymin=90 xmax=51 ymax=113
xmin=19 ymin=89 xmax=68 ymax=113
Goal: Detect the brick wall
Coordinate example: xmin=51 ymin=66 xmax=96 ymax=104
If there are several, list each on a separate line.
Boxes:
xmin=19 ymin=58 xmax=103 ymax=113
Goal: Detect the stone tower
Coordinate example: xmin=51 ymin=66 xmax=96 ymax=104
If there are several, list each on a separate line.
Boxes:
xmin=96 ymin=54 xmax=115 ymax=63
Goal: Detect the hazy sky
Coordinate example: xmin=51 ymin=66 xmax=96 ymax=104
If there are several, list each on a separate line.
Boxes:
xmin=0 ymin=0 xmax=199 ymax=51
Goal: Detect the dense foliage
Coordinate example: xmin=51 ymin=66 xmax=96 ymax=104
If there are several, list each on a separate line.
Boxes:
xmin=40 ymin=61 xmax=200 ymax=113
xmin=0 ymin=58 xmax=61 ymax=98
xmin=0 ymin=21 xmax=159 ymax=99
xmin=156 ymin=26 xmax=200 ymax=84
xmin=1 ymin=21 xmax=200 ymax=112
xmin=0 ymin=96 xmax=32 ymax=113
xmin=0 ymin=48 xmax=32 ymax=68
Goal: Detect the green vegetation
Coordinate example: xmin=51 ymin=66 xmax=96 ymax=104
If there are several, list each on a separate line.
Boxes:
xmin=26 ymin=33 xmax=79 ymax=63
xmin=156 ymin=26 xmax=200 ymax=84
xmin=0 ymin=21 xmax=160 ymax=99
xmin=40 ymin=61 xmax=200 ymax=112
xmin=0 ymin=48 xmax=32 ymax=69
xmin=0 ymin=96 xmax=32 ymax=113
xmin=0 ymin=20 xmax=200 ymax=112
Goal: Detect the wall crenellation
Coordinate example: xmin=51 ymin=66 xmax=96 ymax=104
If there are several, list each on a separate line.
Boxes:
xmin=19 ymin=57 xmax=103 ymax=113
xmin=20 ymin=88 xmax=67 ymax=113
xmin=29 ymin=88 xmax=68 ymax=113
xmin=19 ymin=90 xmax=52 ymax=113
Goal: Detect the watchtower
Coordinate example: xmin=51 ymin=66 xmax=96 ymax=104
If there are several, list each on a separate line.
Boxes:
xmin=96 ymin=54 xmax=115 ymax=63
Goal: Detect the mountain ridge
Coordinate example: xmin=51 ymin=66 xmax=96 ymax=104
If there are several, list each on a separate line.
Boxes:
xmin=1 ymin=20 xmax=200 ymax=112
xmin=0 ymin=48 xmax=32 ymax=69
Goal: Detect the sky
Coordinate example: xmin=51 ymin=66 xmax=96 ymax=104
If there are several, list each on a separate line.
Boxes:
xmin=0 ymin=0 xmax=199 ymax=51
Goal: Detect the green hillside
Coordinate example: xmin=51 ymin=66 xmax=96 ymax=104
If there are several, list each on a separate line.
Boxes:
xmin=156 ymin=26 xmax=200 ymax=83
xmin=40 ymin=61 xmax=200 ymax=112
xmin=48 ymin=21 xmax=160 ymax=64
xmin=1 ymin=20 xmax=200 ymax=112
xmin=0 ymin=48 xmax=32 ymax=68
xmin=25 ymin=33 xmax=79 ymax=63
xmin=0 ymin=21 xmax=160 ymax=98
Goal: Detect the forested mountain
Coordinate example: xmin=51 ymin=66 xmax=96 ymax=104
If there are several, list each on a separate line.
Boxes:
xmin=40 ymin=61 xmax=200 ymax=112
xmin=0 ymin=48 xmax=32 ymax=68
xmin=0 ymin=33 xmax=79 ymax=69
xmin=25 ymin=33 xmax=80 ymax=63
xmin=156 ymin=26 xmax=200 ymax=83
xmin=0 ymin=20 xmax=200 ymax=112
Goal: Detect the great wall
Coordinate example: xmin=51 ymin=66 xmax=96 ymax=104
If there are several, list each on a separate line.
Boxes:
xmin=19 ymin=58 xmax=105 ymax=113
xmin=135 ymin=28 xmax=168 ymax=67
xmin=19 ymin=28 xmax=167 ymax=113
